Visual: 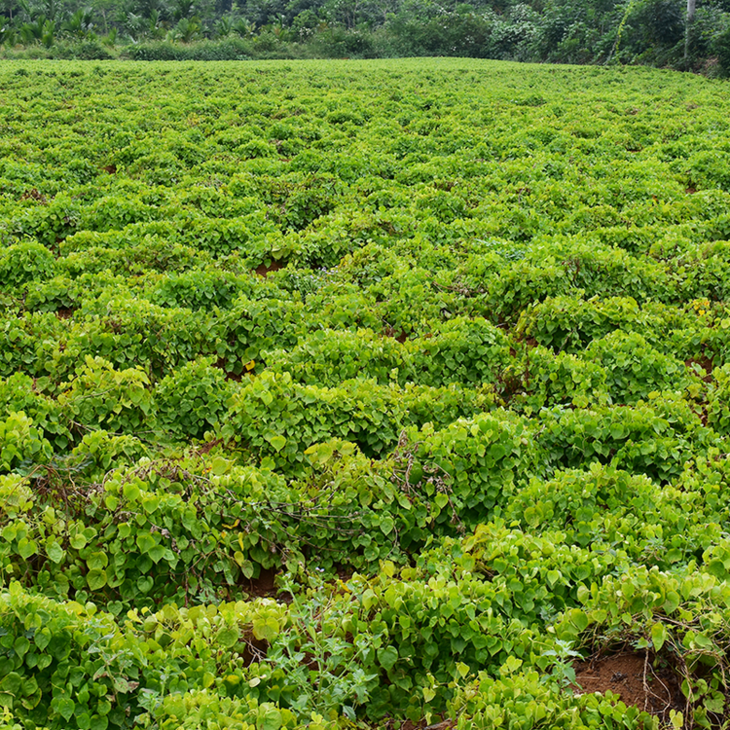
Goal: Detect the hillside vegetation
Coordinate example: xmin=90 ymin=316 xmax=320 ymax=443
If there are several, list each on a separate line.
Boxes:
xmin=1 ymin=0 xmax=730 ymax=72
xmin=2 ymin=58 xmax=730 ymax=728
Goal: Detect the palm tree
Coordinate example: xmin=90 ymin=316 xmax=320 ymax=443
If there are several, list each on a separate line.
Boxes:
xmin=233 ymin=16 xmax=254 ymax=36
xmin=102 ymin=25 xmax=117 ymax=44
xmin=15 ymin=0 xmax=34 ymax=23
xmin=173 ymin=13 xmax=200 ymax=39
xmin=40 ymin=15 xmax=53 ymax=44
xmin=173 ymin=0 xmax=194 ymax=20
xmin=19 ymin=14 xmax=45 ymax=42
xmin=684 ymin=0 xmax=695 ymax=63
xmin=148 ymin=8 xmax=166 ymax=38
xmin=0 ymin=14 xmax=15 ymax=43
xmin=63 ymin=7 xmax=94 ymax=37
xmin=90 ymin=0 xmax=117 ymax=34
xmin=215 ymin=13 xmax=231 ymax=36
xmin=122 ymin=10 xmax=147 ymax=40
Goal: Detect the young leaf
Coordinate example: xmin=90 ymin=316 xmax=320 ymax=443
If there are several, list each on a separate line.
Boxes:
xmin=650 ymin=622 xmax=667 ymax=652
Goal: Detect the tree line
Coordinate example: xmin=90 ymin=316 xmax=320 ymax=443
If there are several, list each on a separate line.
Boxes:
xmin=1 ymin=0 xmax=729 ymax=72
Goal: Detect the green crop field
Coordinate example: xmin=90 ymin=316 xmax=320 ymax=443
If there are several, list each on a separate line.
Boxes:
xmin=2 ymin=57 xmax=730 ymax=730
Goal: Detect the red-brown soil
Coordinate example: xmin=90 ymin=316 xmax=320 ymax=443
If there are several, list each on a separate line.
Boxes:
xmin=195 ymin=438 xmax=223 ymax=456
xmin=212 ymin=357 xmax=246 ymax=381
xmin=379 ymin=719 xmax=454 ymax=730
xmin=383 ymin=326 xmax=408 ymax=343
xmin=254 ymin=260 xmax=284 ymax=277
xmin=686 ymin=355 xmax=714 ymax=383
xmin=243 ymin=565 xmax=278 ymax=598
xmin=20 ymin=188 xmax=47 ymax=204
xmin=573 ymin=652 xmax=683 ymax=721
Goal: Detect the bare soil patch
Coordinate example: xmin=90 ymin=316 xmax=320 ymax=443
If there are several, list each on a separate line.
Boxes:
xmin=212 ymin=357 xmax=246 ymax=381
xmin=20 ymin=188 xmax=47 ymax=204
xmin=686 ymin=355 xmax=714 ymax=383
xmin=254 ymin=260 xmax=284 ymax=278
xmin=379 ymin=719 xmax=454 ymax=730
xmin=243 ymin=565 xmax=278 ymax=598
xmin=573 ymin=651 xmax=683 ymax=722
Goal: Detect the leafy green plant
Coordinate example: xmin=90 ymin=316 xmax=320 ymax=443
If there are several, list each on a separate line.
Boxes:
xmin=155 ymin=358 xmax=233 ymax=441
xmin=536 ymin=394 xmax=718 ymax=483
xmin=0 ymin=413 xmax=52 ymax=475
xmin=0 ymin=312 xmax=64 ymax=379
xmin=0 ymin=374 xmax=70 ymax=451
xmin=450 ymin=670 xmax=656 ymax=729
xmin=506 ymin=344 xmax=610 ymax=412
xmin=0 ymin=242 xmax=57 ymax=289
xmin=410 ymin=316 xmax=511 ymax=387
xmin=584 ymin=330 xmax=691 ymax=403
xmin=50 ymin=297 xmax=215 ymax=381
xmin=1 ymin=58 xmax=730 ymax=730
xmin=58 ymin=357 xmax=156 ymax=438
xmin=0 ymin=582 xmax=139 ymax=730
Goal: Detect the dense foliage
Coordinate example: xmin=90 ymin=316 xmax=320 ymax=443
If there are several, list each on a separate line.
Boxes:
xmin=1 ymin=0 xmax=730 ymax=72
xmin=1 ymin=58 xmax=730 ymax=728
